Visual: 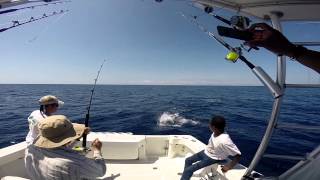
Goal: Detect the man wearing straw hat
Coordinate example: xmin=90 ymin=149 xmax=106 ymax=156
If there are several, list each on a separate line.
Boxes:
xmin=26 ymin=95 xmax=64 ymax=145
xmin=25 ymin=115 xmax=106 ymax=180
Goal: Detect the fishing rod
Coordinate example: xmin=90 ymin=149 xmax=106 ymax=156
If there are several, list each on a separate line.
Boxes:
xmin=180 ymin=12 xmax=282 ymax=98
xmin=0 ymin=9 xmax=68 ymax=33
xmin=187 ymin=3 xmax=259 ymax=50
xmin=0 ymin=0 xmax=62 ymax=9
xmin=82 ymin=60 xmax=107 ymax=149
xmin=190 ymin=2 xmax=252 ymax=30
xmin=191 ymin=2 xmax=232 ymax=25
xmin=0 ymin=0 xmax=71 ymax=15
xmin=180 ymin=12 xmax=236 ymax=52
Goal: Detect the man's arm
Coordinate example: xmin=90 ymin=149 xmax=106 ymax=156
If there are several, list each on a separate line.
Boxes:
xmin=79 ymin=139 xmax=106 ymax=178
xmin=221 ymin=154 xmax=241 ymax=173
xmin=286 ymin=47 xmax=320 ymax=74
xmin=245 ymin=23 xmax=320 ymax=73
xmin=78 ymin=155 xmax=106 ymax=179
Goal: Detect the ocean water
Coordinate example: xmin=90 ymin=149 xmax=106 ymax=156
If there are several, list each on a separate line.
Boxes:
xmin=0 ymin=84 xmax=319 ymax=176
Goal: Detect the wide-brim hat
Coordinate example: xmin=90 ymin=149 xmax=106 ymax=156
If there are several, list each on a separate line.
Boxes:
xmin=34 ymin=115 xmax=85 ymax=149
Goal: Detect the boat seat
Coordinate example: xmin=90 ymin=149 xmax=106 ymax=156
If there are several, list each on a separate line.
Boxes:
xmin=168 ymin=135 xmax=206 ymax=158
xmin=85 ymin=132 xmax=146 ymax=160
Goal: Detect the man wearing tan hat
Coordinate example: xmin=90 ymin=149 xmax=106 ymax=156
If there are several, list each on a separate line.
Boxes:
xmin=26 ymin=95 xmax=64 ymax=145
xmin=25 ymin=115 xmax=106 ymax=180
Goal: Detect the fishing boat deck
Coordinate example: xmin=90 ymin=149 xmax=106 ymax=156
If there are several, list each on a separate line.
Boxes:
xmin=102 ymin=156 xmax=247 ymax=180
xmin=103 ymin=156 xmax=188 ymax=180
xmin=0 ymin=133 xmax=248 ymax=180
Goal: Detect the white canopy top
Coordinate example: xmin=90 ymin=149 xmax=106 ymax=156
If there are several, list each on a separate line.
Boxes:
xmin=195 ymin=0 xmax=320 ymax=21
xmin=2 ymin=0 xmax=320 ymax=21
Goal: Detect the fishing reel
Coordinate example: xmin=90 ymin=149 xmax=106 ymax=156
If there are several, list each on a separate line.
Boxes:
xmin=204 ymin=6 xmax=213 ymax=14
xmin=193 ymin=3 xmax=251 ymax=30
xmin=230 ymin=16 xmax=250 ymax=30
xmin=192 ymin=3 xmax=256 ymax=53
xmin=217 ymin=26 xmax=259 ymax=53
xmin=225 ymin=48 xmax=241 ymax=63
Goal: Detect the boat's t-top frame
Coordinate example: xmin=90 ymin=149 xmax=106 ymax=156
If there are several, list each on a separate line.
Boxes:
xmin=180 ymin=1 xmax=320 ymax=179
xmin=1 ymin=0 xmax=319 ymax=179
xmin=180 ymin=9 xmax=285 ymax=178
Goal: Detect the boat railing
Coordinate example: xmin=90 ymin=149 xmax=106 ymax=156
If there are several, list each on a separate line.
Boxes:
xmin=243 ymin=12 xmax=320 ymax=179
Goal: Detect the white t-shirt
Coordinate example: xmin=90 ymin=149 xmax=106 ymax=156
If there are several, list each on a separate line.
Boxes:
xmin=204 ymin=132 xmax=241 ymax=160
xmin=26 ymin=110 xmax=47 ymax=145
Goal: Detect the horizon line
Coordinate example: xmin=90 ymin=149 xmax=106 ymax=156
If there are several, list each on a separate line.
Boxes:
xmin=0 ymin=83 xmax=263 ymax=87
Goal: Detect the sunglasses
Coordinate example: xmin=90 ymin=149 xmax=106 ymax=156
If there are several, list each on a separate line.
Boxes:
xmin=49 ymin=103 xmax=59 ymax=107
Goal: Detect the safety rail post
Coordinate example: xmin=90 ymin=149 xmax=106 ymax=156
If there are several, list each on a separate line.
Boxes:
xmin=242 ymin=12 xmax=285 ymax=178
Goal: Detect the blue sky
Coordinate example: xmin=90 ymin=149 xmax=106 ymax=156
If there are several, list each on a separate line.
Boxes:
xmin=0 ymin=0 xmax=319 ymax=85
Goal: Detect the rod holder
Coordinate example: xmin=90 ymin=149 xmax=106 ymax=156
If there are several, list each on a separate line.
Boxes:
xmin=252 ymin=67 xmax=283 ymax=98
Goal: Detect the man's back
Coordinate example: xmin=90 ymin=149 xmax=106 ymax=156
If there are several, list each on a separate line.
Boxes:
xmin=26 ymin=110 xmax=47 ymax=144
xmin=25 ymin=145 xmax=106 ymax=180
xmin=205 ymin=132 xmax=241 ymax=160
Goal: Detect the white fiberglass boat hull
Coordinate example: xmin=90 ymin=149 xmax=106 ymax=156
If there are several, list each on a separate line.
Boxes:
xmin=0 ymin=132 xmax=249 ymax=180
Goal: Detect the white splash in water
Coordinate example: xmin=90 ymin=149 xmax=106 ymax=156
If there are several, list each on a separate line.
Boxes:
xmin=158 ymin=112 xmax=199 ymax=127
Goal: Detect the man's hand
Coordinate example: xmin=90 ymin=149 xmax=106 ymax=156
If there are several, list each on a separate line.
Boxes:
xmin=91 ymin=138 xmax=102 ymax=151
xmin=245 ymin=23 xmax=320 ymax=73
xmin=221 ymin=154 xmax=241 ymax=173
xmin=221 ymin=165 xmax=231 ymax=173
xmin=84 ymin=127 xmax=91 ymax=135
xmin=245 ymin=23 xmax=295 ymax=56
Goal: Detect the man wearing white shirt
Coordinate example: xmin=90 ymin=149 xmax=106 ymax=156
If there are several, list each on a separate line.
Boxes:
xmin=181 ymin=116 xmax=241 ymax=180
xmin=26 ymin=95 xmax=64 ymax=145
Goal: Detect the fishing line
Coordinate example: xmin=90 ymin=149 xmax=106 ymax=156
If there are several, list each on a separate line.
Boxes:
xmin=186 ymin=3 xmax=206 ymax=19
xmin=180 ymin=12 xmax=235 ymax=51
xmin=28 ymin=11 xmax=67 ymax=43
xmin=188 ymin=1 xmax=225 ymax=16
xmin=0 ymin=21 xmax=12 ymax=27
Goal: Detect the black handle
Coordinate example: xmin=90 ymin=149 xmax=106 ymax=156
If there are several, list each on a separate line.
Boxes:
xmin=0 ymin=9 xmax=18 ymax=14
xmin=217 ymin=26 xmax=253 ymax=41
xmin=82 ymin=113 xmax=90 ymax=147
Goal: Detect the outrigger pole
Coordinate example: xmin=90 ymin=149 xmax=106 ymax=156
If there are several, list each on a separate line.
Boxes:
xmin=82 ymin=60 xmax=107 ymax=149
xmin=0 ymin=9 xmax=69 ymax=33
xmin=0 ymin=0 xmax=63 ymax=9
xmin=0 ymin=0 xmax=71 ymax=15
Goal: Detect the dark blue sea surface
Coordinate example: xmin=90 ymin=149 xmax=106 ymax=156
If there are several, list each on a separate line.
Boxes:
xmin=0 ymin=84 xmax=319 ymax=176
